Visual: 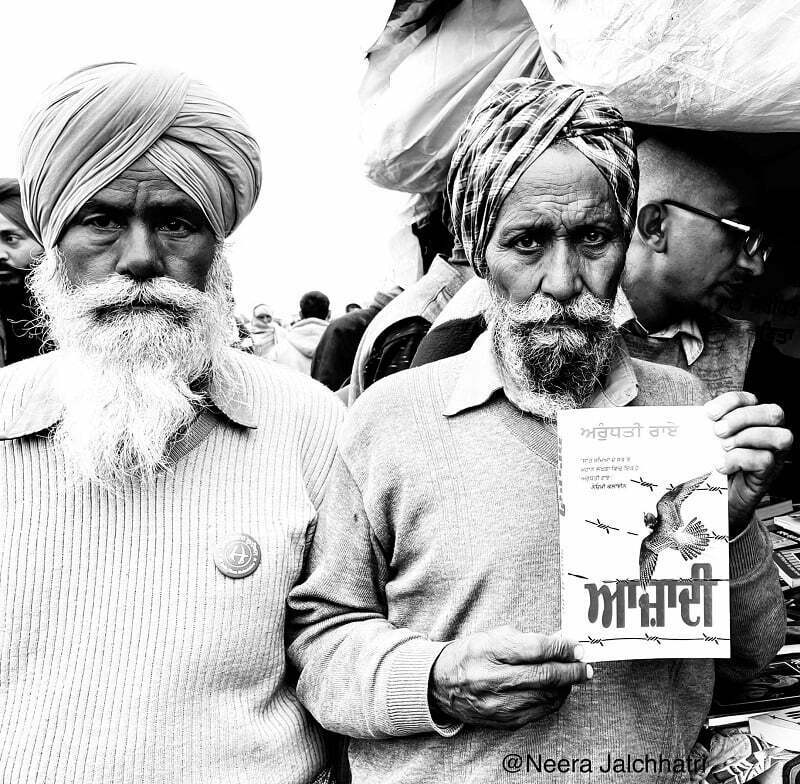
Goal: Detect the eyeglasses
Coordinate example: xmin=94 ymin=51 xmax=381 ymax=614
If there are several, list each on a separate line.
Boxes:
xmin=660 ymin=199 xmax=772 ymax=263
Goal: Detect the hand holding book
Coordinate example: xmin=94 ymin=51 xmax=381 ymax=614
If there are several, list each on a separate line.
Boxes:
xmin=706 ymin=391 xmax=794 ymax=537
xmin=428 ymin=627 xmax=592 ymax=728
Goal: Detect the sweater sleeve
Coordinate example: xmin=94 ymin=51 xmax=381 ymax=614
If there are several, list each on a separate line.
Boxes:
xmin=287 ymin=450 xmax=461 ymax=740
xmin=716 ymin=517 xmax=786 ymax=684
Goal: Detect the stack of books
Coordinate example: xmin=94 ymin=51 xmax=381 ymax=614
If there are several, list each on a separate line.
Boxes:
xmin=771 ymin=507 xmax=800 ymax=588
xmin=758 ymin=496 xmax=795 ymax=524
xmin=704 ymin=500 xmax=800 ymax=730
xmin=707 ymin=654 xmax=800 ymax=728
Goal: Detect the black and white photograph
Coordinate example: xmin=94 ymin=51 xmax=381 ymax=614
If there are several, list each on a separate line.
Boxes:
xmin=1 ymin=1 xmax=800 ymax=782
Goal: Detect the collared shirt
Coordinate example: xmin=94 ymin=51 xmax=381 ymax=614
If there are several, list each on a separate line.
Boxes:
xmin=443 ymin=330 xmax=639 ymax=418
xmin=0 ymin=349 xmax=258 ymax=442
xmin=613 ymin=288 xmax=704 ymax=366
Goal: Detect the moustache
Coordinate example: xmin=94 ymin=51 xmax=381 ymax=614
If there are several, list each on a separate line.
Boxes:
xmin=503 ymin=292 xmax=614 ymax=331
xmin=64 ymin=276 xmax=206 ymax=321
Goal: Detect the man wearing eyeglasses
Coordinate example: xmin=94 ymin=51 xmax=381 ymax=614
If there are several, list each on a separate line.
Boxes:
xmin=616 ymin=129 xmax=771 ymax=399
xmin=616 ymin=130 xmax=800 ymax=492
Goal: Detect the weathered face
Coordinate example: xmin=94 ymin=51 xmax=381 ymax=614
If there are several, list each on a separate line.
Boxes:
xmin=0 ymin=210 xmax=43 ymax=288
xmin=57 ymin=157 xmax=217 ymax=292
xmin=484 ymin=144 xmax=627 ymax=305
xmin=661 ymin=181 xmax=764 ymax=314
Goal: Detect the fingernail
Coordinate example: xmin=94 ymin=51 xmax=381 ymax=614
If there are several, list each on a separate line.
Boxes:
xmin=714 ymin=462 xmax=727 ymax=473
xmin=722 ymin=440 xmax=734 ymax=451
xmin=713 ymin=422 xmax=728 ymax=436
xmin=574 ymin=643 xmax=585 ymax=660
xmin=586 ymin=664 xmax=594 ymax=680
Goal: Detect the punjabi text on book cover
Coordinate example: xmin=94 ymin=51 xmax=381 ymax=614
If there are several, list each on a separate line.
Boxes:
xmin=557 ymin=406 xmax=730 ymax=663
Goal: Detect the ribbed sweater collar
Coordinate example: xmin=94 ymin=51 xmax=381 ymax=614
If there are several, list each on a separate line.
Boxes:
xmin=0 ymin=349 xmax=258 ymax=441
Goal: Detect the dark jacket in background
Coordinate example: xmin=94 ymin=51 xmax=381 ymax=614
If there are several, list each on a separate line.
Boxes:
xmin=311 ymin=305 xmax=382 ymax=391
xmin=311 ymin=288 xmax=402 ymax=391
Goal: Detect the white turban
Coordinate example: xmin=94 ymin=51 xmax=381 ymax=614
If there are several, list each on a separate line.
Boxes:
xmin=19 ymin=62 xmax=262 ymax=248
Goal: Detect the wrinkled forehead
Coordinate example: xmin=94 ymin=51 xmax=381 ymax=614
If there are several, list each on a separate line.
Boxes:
xmin=97 ymin=156 xmax=186 ymax=198
xmin=495 ymin=145 xmax=620 ymax=229
xmin=78 ymin=156 xmax=208 ymax=226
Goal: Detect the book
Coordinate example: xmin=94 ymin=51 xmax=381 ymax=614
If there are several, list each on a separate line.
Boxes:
xmin=770 ymin=529 xmax=800 ymax=551
xmin=776 ymin=511 xmax=800 ymax=536
xmin=750 ymin=707 xmax=800 ymax=750
xmin=708 ymin=655 xmax=800 ymax=728
xmin=557 ymin=406 xmax=729 ymax=663
xmin=775 ymin=548 xmax=800 ymax=588
xmin=758 ymin=498 xmax=795 ymax=524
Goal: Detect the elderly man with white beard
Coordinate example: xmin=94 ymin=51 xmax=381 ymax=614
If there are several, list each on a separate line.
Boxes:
xmin=287 ymin=81 xmax=789 ymax=784
xmin=0 ymin=63 xmax=343 ymax=784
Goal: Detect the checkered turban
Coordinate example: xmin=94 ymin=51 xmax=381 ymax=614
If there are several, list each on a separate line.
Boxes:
xmin=19 ymin=62 xmax=262 ymax=248
xmin=446 ymin=79 xmax=638 ymax=277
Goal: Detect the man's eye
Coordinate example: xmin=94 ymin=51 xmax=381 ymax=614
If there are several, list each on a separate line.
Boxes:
xmin=581 ymin=229 xmax=608 ymax=246
xmin=4 ymin=235 xmax=20 ymax=246
xmin=513 ymin=234 xmax=543 ymax=252
xmin=160 ymin=218 xmax=193 ymax=234
xmin=85 ymin=215 xmax=119 ymax=230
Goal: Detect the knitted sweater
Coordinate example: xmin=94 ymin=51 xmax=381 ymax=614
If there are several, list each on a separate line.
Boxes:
xmin=0 ymin=349 xmax=343 ymax=784
xmin=288 ymin=346 xmax=785 ymax=784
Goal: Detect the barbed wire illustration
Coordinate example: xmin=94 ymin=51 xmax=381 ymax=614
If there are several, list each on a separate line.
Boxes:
xmin=583 ymin=633 xmax=729 ymax=646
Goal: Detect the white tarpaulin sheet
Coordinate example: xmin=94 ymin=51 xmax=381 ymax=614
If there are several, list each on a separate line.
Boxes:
xmin=523 ymin=0 xmax=800 ymax=132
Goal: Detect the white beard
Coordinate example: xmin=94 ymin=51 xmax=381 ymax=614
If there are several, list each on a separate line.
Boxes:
xmin=486 ymin=282 xmax=617 ymax=422
xmin=28 ymin=248 xmax=237 ymax=487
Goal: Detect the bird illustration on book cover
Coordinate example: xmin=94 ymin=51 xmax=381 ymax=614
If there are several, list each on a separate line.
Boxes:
xmin=557 ymin=406 xmax=730 ymax=661
xmin=639 ymin=472 xmax=711 ymax=588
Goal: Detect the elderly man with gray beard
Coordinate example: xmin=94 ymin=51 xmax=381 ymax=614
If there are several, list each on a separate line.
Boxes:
xmin=0 ymin=63 xmax=342 ymax=784
xmin=287 ymin=80 xmax=790 ymax=784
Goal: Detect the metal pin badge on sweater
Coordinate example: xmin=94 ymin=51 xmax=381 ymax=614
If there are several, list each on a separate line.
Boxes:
xmin=214 ymin=533 xmax=261 ymax=579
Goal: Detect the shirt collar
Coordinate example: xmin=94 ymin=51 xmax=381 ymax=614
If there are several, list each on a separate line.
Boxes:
xmin=0 ymin=349 xmax=258 ymax=440
xmin=613 ymin=288 xmax=705 ymax=366
xmin=443 ymin=330 xmax=639 ymax=417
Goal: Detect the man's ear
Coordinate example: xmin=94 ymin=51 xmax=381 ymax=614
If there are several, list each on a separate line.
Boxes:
xmin=636 ymin=203 xmax=668 ymax=253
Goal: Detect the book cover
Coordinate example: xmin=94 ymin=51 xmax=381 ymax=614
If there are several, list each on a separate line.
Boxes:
xmin=750 ymin=706 xmax=800 ymax=751
xmin=557 ymin=406 xmax=730 ymax=663
xmin=770 ymin=529 xmax=800 ymax=551
xmin=711 ymin=655 xmax=800 ymax=721
xmin=757 ymin=498 xmax=795 ymax=523
xmin=775 ymin=548 xmax=800 ymax=588
xmin=776 ymin=511 xmax=800 ymax=536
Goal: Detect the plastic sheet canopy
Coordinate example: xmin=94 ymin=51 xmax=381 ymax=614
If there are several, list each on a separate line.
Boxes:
xmin=522 ymin=0 xmax=800 ymax=133
xmin=361 ymin=0 xmax=546 ymax=194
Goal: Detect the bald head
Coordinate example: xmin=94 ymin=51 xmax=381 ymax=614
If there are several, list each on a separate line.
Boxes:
xmin=623 ymin=129 xmax=765 ymax=331
xmin=636 ymin=131 xmax=757 ymax=213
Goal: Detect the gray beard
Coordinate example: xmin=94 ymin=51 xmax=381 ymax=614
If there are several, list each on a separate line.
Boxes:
xmin=486 ymin=283 xmax=618 ymax=421
xmin=28 ymin=248 xmax=237 ymax=487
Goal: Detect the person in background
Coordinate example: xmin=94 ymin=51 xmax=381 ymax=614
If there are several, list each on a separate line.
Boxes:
xmin=345 ymin=302 xmax=362 ymax=313
xmin=347 ymin=201 xmax=462 ymax=404
xmin=268 ymin=290 xmax=330 ymax=374
xmin=0 ymin=62 xmax=342 ymax=784
xmin=311 ymin=287 xmax=402 ymax=392
xmin=250 ymin=302 xmax=285 ymax=357
xmin=0 ymin=178 xmax=46 ymax=366
xmin=233 ymin=311 xmax=255 ymax=353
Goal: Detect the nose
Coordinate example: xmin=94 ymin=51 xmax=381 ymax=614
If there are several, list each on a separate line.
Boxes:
xmin=735 ymin=243 xmax=765 ymax=278
xmin=114 ymin=221 xmax=164 ymax=280
xmin=0 ymin=244 xmax=8 ymax=262
xmin=538 ymin=239 xmax=582 ymax=302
